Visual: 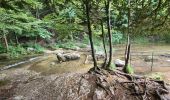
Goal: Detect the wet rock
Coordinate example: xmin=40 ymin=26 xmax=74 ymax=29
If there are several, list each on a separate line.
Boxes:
xmin=0 ymin=53 xmax=10 ymax=60
xmin=56 ymin=53 xmax=80 ymax=62
xmin=144 ymin=56 xmax=159 ymax=62
xmin=56 ymin=53 xmax=66 ymax=62
xmin=63 ymin=53 xmax=80 ymax=61
xmin=114 ymin=59 xmax=125 ymax=67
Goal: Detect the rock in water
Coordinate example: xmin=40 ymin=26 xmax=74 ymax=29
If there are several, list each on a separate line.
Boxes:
xmin=64 ymin=53 xmax=80 ymax=61
xmin=56 ymin=53 xmax=80 ymax=62
xmin=114 ymin=59 xmax=125 ymax=67
xmin=56 ymin=53 xmax=66 ymax=62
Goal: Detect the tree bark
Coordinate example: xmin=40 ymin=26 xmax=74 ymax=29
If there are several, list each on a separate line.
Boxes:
xmin=123 ymin=43 xmax=131 ymax=73
xmin=101 ymin=20 xmax=107 ymax=68
xmin=105 ymin=0 xmax=113 ymax=68
xmin=4 ymin=34 xmax=9 ymax=53
xmin=14 ymin=32 xmax=19 ymax=45
xmin=84 ymin=0 xmax=97 ymax=68
xmin=123 ymin=0 xmax=131 ymax=73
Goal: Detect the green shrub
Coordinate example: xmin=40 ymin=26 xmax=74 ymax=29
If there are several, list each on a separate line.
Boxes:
xmin=0 ymin=44 xmax=6 ymax=53
xmin=55 ymin=41 xmax=78 ymax=49
xmin=8 ymin=45 xmax=27 ymax=58
xmin=22 ymin=43 xmax=44 ymax=53
xmin=33 ymin=44 xmax=45 ymax=53
xmin=112 ymin=31 xmax=123 ymax=44
xmin=164 ymin=33 xmax=170 ymax=43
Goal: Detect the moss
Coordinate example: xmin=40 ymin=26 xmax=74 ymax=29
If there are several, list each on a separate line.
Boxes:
xmin=125 ymin=64 xmax=134 ymax=74
xmin=109 ymin=63 xmax=116 ymax=71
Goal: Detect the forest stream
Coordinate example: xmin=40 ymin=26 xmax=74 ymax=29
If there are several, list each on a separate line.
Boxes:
xmin=0 ymin=44 xmax=170 ymax=99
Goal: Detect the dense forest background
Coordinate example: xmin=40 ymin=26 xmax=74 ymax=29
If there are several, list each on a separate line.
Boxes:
xmin=0 ymin=0 xmax=170 ymax=58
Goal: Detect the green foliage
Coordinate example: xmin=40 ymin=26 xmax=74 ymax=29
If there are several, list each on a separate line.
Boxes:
xmin=33 ymin=44 xmax=45 ymax=53
xmin=23 ymin=42 xmax=45 ymax=53
xmin=0 ymin=8 xmax=51 ymax=39
xmin=0 ymin=44 xmax=6 ymax=53
xmin=112 ymin=31 xmax=123 ymax=44
xmin=163 ymin=33 xmax=170 ymax=43
xmin=55 ymin=41 xmax=78 ymax=49
xmin=8 ymin=45 xmax=27 ymax=58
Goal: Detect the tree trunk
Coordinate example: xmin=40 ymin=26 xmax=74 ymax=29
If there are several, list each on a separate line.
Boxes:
xmin=101 ymin=20 xmax=107 ymax=68
xmin=105 ymin=0 xmax=113 ymax=68
xmin=123 ymin=43 xmax=131 ymax=73
xmin=123 ymin=0 xmax=131 ymax=73
xmin=14 ymin=32 xmax=19 ymax=45
xmin=84 ymin=0 xmax=97 ymax=68
xmin=4 ymin=34 xmax=9 ymax=53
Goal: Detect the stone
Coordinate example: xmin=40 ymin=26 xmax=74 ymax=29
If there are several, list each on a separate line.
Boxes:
xmin=56 ymin=53 xmax=66 ymax=62
xmin=63 ymin=53 xmax=80 ymax=61
xmin=27 ymin=47 xmax=35 ymax=52
xmin=114 ymin=59 xmax=125 ymax=67
xmin=56 ymin=53 xmax=80 ymax=62
xmin=144 ymin=56 xmax=159 ymax=62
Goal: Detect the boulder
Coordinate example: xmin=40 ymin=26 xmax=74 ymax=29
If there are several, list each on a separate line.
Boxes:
xmin=56 ymin=53 xmax=66 ymax=62
xmin=144 ymin=56 xmax=159 ymax=62
xmin=56 ymin=53 xmax=80 ymax=62
xmin=63 ymin=53 xmax=80 ymax=61
xmin=114 ymin=59 xmax=125 ymax=67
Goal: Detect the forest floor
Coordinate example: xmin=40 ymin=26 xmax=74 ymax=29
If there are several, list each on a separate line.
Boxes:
xmin=0 ymin=44 xmax=170 ymax=100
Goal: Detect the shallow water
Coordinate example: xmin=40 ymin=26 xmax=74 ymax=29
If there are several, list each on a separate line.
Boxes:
xmin=0 ymin=44 xmax=170 ymax=75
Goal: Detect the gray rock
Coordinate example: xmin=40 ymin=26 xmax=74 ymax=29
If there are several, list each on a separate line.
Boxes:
xmin=27 ymin=47 xmax=35 ymax=52
xmin=63 ymin=53 xmax=80 ymax=61
xmin=114 ymin=59 xmax=125 ymax=67
xmin=56 ymin=53 xmax=80 ymax=62
xmin=56 ymin=53 xmax=66 ymax=62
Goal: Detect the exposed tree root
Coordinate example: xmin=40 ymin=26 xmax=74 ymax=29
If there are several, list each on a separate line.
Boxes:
xmin=89 ymin=69 xmax=170 ymax=100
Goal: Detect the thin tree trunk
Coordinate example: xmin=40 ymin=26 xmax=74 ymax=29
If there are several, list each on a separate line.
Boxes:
xmin=105 ymin=0 xmax=113 ymax=68
xmin=14 ymin=32 xmax=19 ymax=45
xmin=101 ymin=20 xmax=107 ymax=68
xmin=4 ymin=34 xmax=8 ymax=52
xmin=84 ymin=0 xmax=97 ymax=68
xmin=123 ymin=44 xmax=131 ymax=73
xmin=123 ymin=0 xmax=131 ymax=73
